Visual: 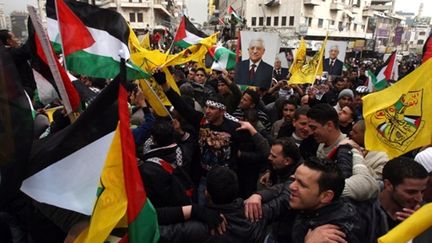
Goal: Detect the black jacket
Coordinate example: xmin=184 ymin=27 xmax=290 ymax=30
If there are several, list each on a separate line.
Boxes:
xmin=159 ymin=188 xmax=291 ymax=243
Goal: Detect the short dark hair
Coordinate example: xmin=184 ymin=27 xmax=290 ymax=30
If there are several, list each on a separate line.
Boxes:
xmin=243 ymin=89 xmax=260 ymax=106
xmin=382 ymin=157 xmax=428 ymax=186
xmin=174 ymin=70 xmax=186 ymax=80
xmin=206 ymin=166 xmax=239 ymax=204
xmin=0 ymin=29 xmax=11 ymax=45
xmin=151 ymin=119 xmax=175 ymax=146
xmin=280 ymin=98 xmax=298 ymax=112
xmin=206 ymin=93 xmax=226 ymax=107
xmin=294 ymin=106 xmax=310 ymax=120
xmin=307 ymin=103 xmax=339 ymax=129
xmin=196 ymin=67 xmax=207 ymax=76
xmin=303 ymin=157 xmax=345 ymax=201
xmin=272 ymin=138 xmax=301 ymax=163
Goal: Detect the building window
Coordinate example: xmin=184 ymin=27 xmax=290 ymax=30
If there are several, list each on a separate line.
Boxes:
xmin=274 ymin=16 xmax=279 ymax=26
xmin=289 ymin=16 xmax=294 ymax=26
xmin=266 ymin=16 xmax=271 ymax=26
xmin=418 ymin=39 xmax=424 ymax=45
xmin=354 ymin=23 xmax=357 ymax=31
xmin=282 ymin=16 xmax=287 ymax=26
xmin=259 ymin=17 xmax=264 ymax=26
xmin=251 ymin=17 xmax=257 ymax=26
xmin=346 ymin=22 xmax=350 ymax=30
xmin=338 ymin=21 xmax=343 ymax=30
xmin=307 ymin=18 xmax=312 ymax=27
xmin=419 ymin=31 xmax=426 ymax=36
xmin=129 ymin=13 xmax=135 ymax=22
xmin=137 ymin=13 xmax=143 ymax=22
xmin=330 ymin=20 xmax=335 ymax=25
xmin=318 ymin=19 xmax=323 ymax=28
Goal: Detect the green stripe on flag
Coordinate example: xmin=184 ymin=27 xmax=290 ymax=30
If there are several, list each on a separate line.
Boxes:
xmin=65 ymin=50 xmax=150 ymax=80
xmin=128 ymin=199 xmax=159 ymax=243
xmin=174 ymin=39 xmax=192 ymax=49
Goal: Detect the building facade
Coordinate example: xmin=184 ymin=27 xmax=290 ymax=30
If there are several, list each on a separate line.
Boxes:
xmin=10 ymin=11 xmax=28 ymax=40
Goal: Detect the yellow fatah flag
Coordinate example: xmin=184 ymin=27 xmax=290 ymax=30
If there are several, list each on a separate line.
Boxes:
xmin=141 ymin=32 xmax=151 ymax=49
xmin=75 ymin=126 xmax=127 ymax=243
xmin=363 ymin=59 xmax=432 ymax=159
xmin=378 ymin=203 xmax=432 ymax=243
xmin=289 ymin=37 xmax=306 ymax=74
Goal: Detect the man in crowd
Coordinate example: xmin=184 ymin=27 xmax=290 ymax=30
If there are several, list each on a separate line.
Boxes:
xmin=307 ymin=104 xmax=378 ymax=200
xmin=333 ymin=88 xmax=354 ymax=113
xmin=273 ymin=57 xmax=288 ymax=81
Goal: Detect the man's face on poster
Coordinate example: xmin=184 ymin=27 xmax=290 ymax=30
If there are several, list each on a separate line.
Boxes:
xmin=329 ymin=47 xmax=339 ymax=60
xmin=248 ymin=40 xmax=265 ymax=63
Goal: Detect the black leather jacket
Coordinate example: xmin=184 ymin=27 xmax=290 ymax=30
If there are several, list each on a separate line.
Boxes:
xmin=159 ymin=187 xmax=290 ymax=243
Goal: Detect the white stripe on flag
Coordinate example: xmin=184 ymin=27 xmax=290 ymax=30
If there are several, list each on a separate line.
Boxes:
xmin=21 ymin=132 xmax=115 ymax=215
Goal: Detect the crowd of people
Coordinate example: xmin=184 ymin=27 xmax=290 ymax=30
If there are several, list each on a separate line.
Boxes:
xmin=1 ymin=27 xmax=432 ymax=243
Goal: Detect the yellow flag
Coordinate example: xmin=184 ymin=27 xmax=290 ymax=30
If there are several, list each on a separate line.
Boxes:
xmin=137 ymin=79 xmax=170 ymax=117
xmin=141 ymin=32 xmax=151 ymax=49
xmin=289 ymin=35 xmax=327 ymax=85
xmin=75 ymin=126 xmax=127 ymax=243
xmin=363 ymin=59 xmax=432 ymax=159
xmin=289 ymin=37 xmax=306 ymax=74
xmin=378 ymin=203 xmax=432 ymax=243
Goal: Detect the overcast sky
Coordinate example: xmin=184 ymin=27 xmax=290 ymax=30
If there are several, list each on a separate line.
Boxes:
xmin=2 ymin=0 xmax=431 ymax=21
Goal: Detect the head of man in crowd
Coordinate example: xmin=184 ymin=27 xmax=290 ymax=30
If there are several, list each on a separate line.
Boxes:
xmin=248 ymin=38 xmax=265 ymax=63
xmin=281 ymin=99 xmax=297 ymax=122
xmin=194 ymin=68 xmax=207 ymax=84
xmin=206 ymin=166 xmax=239 ymax=205
xmin=239 ymin=89 xmax=260 ymax=110
xmin=228 ymin=69 xmax=236 ymax=80
xmin=338 ymin=104 xmax=355 ymax=127
xmin=414 ymin=148 xmax=432 ymax=202
xmin=205 ymin=95 xmax=226 ymax=125
xmin=0 ymin=29 xmax=19 ymax=48
xmin=337 ymin=89 xmax=354 ymax=109
xmin=268 ymin=138 xmax=301 ymax=170
xmin=173 ymin=70 xmax=186 ymax=84
xmin=329 ymin=45 xmax=340 ymax=60
xmin=187 ymin=68 xmax=196 ymax=81
xmin=381 ymin=157 xmax=428 ymax=211
xmin=293 ymin=107 xmax=311 ymax=140
xmin=349 ymin=120 xmax=365 ymax=147
xmin=289 ymin=157 xmax=345 ymax=210
xmin=217 ymin=79 xmax=230 ymax=95
xmin=307 ymin=104 xmax=340 ymax=145
xmin=334 ymin=77 xmax=348 ymax=92
xmin=150 ymin=119 xmax=175 ymax=147
xmin=353 ymin=86 xmax=369 ymax=108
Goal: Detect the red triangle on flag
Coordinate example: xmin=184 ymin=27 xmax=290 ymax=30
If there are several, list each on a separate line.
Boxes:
xmin=57 ymin=0 xmax=94 ymax=56
xmin=173 ymin=16 xmax=186 ymax=42
xmin=383 ymin=51 xmax=396 ymax=80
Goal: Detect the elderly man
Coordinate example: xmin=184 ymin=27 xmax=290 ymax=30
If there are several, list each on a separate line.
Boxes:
xmin=234 ymin=38 xmax=273 ymax=89
xmin=324 ymin=44 xmax=344 ymax=76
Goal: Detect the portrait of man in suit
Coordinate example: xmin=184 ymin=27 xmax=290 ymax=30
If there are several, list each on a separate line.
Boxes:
xmin=323 ymin=44 xmax=344 ymax=76
xmin=273 ymin=57 xmax=289 ymax=81
xmin=234 ymin=38 xmax=274 ymax=89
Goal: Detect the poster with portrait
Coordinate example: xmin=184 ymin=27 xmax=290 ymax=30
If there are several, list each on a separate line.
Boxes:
xmin=235 ymin=31 xmax=281 ymax=89
xmin=323 ymin=40 xmax=348 ymax=76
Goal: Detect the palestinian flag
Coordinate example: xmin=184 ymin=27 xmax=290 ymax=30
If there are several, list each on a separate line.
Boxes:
xmin=422 ymin=32 xmax=432 ymax=63
xmin=0 ymin=43 xmax=34 ymax=208
xmin=28 ymin=17 xmax=81 ymax=113
xmin=366 ymin=70 xmax=387 ymax=92
xmin=46 ymin=0 xmax=149 ymax=80
xmin=228 ymin=6 xmax=243 ymax=24
xmin=208 ymin=45 xmax=236 ymax=71
xmin=367 ymin=51 xmax=398 ymax=91
xmin=173 ymin=16 xmax=208 ymax=49
xmin=75 ymin=61 xmax=159 ymax=243
xmin=21 ymin=78 xmax=119 ymax=215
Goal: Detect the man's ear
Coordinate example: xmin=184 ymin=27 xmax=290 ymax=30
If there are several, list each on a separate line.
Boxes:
xmin=319 ymin=190 xmax=334 ymax=204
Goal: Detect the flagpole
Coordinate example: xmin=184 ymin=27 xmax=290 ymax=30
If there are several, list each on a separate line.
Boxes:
xmin=312 ymin=33 xmax=328 ymax=88
xmin=28 ymin=5 xmax=74 ymax=116
xmin=54 ymin=0 xmax=69 ymax=71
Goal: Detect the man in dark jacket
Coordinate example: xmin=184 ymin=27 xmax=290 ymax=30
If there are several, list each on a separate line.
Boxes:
xmin=159 ymin=166 xmax=290 ymax=243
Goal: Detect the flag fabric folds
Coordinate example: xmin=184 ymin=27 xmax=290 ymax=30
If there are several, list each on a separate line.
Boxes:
xmin=0 ymin=43 xmax=34 ymax=208
xmin=28 ymin=14 xmax=81 ymax=113
xmin=46 ymin=0 xmax=148 ymax=80
xmin=75 ymin=61 xmax=159 ymax=243
xmin=363 ymin=59 xmax=432 ymax=159
xmin=288 ymin=37 xmax=306 ymax=75
xmin=289 ymin=37 xmax=326 ymax=85
xmin=228 ymin=6 xmax=243 ymax=24
xmin=208 ymin=45 xmax=236 ymax=71
xmin=21 ymin=78 xmax=119 ymax=215
xmin=422 ymin=32 xmax=432 ymax=63
xmin=173 ymin=16 xmax=208 ymax=49
xmin=372 ymin=51 xmax=396 ymax=89
xmin=366 ymin=69 xmax=387 ymax=92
